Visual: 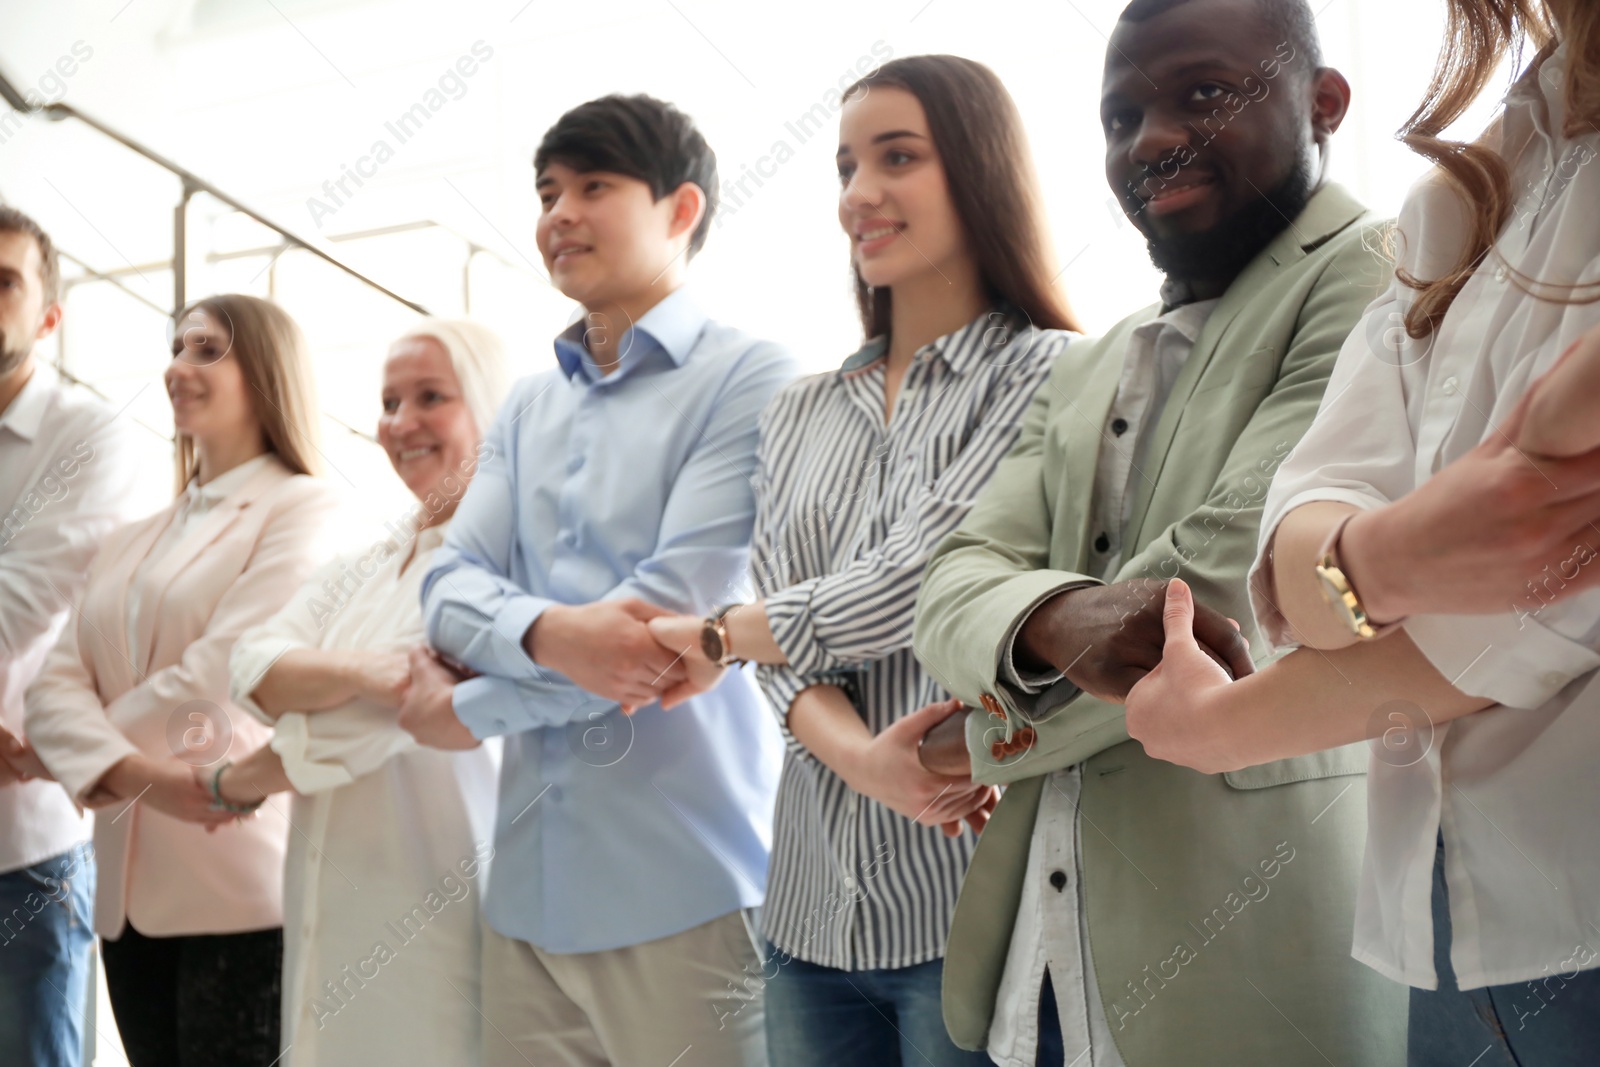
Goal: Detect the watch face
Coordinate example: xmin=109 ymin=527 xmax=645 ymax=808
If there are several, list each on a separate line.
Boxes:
xmin=701 ymin=623 xmax=725 ymax=665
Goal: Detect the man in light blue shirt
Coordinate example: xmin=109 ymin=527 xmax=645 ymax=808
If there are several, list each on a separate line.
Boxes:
xmin=402 ymin=94 xmax=795 ymax=1067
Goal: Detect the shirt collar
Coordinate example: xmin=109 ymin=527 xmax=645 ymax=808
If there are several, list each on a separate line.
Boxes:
xmin=184 ymin=452 xmax=275 ymax=506
xmin=838 ymin=304 xmax=1022 ymax=378
xmin=1504 ymin=40 xmax=1567 ymax=143
xmin=1132 ymin=295 xmax=1219 ymax=356
xmin=1159 ymin=277 xmax=1202 ymax=313
xmin=552 ymin=287 xmax=707 ymax=383
xmin=0 ymin=361 xmax=58 ymax=443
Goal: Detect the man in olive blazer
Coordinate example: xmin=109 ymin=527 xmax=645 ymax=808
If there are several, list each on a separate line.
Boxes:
xmin=912 ymin=1 xmax=1407 ymax=1063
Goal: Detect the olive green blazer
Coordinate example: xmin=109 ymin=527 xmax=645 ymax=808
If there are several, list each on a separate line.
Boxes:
xmin=913 ymin=183 xmax=1408 ymax=1065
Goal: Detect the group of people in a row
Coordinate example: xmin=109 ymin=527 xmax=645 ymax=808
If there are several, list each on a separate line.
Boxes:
xmin=2 ymin=0 xmax=1599 ymax=1065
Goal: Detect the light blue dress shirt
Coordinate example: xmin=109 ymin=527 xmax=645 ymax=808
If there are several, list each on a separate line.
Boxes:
xmin=421 ymin=287 xmax=798 ymax=953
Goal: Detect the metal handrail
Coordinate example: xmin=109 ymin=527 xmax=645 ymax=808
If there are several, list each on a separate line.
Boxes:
xmin=0 ymin=68 xmax=431 ymax=317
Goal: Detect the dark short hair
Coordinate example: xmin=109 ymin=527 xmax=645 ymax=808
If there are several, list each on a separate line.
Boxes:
xmin=0 ymin=205 xmax=60 ymax=304
xmin=534 ymin=94 xmax=719 ymax=258
xmin=1118 ymin=0 xmax=1324 ymax=71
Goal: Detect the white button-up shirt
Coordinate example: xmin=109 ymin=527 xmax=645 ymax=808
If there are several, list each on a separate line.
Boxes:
xmin=0 ymin=361 xmax=141 ymax=874
xmin=1251 ymin=41 xmax=1600 ymax=991
xmin=990 ymin=297 xmax=1219 ymax=1067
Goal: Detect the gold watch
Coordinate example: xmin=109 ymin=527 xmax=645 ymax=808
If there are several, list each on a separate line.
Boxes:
xmin=700 ymin=606 xmax=743 ymax=667
xmin=1314 ymin=514 xmax=1398 ymax=640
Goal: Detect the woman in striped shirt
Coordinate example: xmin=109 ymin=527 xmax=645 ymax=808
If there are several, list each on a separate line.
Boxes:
xmin=647 ymin=54 xmax=1078 ymax=1067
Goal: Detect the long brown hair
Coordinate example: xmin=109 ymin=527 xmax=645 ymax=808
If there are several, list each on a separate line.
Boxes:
xmin=843 ymin=55 xmax=1081 ymax=340
xmin=1398 ymin=0 xmax=1600 ymax=336
xmin=172 ymin=294 xmax=323 ymax=493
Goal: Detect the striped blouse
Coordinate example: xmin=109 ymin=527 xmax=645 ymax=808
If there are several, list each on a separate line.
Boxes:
xmin=752 ymin=308 xmax=1067 ymax=970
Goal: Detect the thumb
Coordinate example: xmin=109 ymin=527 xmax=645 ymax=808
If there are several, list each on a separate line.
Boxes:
xmin=1162 ymin=578 xmax=1198 ymax=650
xmin=643 ymin=616 xmax=677 ymax=646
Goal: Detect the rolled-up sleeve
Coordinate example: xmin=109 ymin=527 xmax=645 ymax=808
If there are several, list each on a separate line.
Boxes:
xmin=271 ymin=706 xmax=417 ymax=793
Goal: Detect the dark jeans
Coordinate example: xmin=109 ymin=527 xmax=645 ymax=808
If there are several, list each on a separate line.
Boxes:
xmin=1409 ymin=837 xmax=1600 ymax=1066
xmin=101 ymin=923 xmax=283 ymax=1067
xmin=0 ymin=844 xmax=96 ymax=1067
xmin=763 ymin=941 xmax=991 ymax=1067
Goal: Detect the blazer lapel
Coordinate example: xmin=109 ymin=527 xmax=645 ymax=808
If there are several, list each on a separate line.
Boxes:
xmin=131 ymin=458 xmax=292 ymax=677
xmin=91 ymin=510 xmax=176 ymax=698
xmin=1122 ymin=182 xmax=1370 ymax=543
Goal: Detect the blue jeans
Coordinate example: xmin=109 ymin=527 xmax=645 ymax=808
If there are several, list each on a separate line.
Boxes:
xmin=0 ymin=843 xmax=96 ymax=1067
xmin=763 ymin=941 xmax=990 ymax=1067
xmin=1409 ymin=837 xmax=1600 ymax=1066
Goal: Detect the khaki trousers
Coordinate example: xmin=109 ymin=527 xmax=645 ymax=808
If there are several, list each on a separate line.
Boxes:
xmin=482 ymin=909 xmax=768 ymax=1067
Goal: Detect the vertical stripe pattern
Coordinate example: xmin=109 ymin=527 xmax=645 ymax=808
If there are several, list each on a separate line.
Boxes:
xmin=751 ymin=309 xmax=1068 ymax=971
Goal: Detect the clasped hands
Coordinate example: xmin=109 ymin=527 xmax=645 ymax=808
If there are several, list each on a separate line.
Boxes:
xmin=919 ymin=578 xmax=1256 ymax=778
xmin=1126 ymin=337 xmax=1600 ymax=771
xmin=520 ymin=600 xmax=999 ymax=834
xmin=514 ymin=598 xmax=725 ymax=715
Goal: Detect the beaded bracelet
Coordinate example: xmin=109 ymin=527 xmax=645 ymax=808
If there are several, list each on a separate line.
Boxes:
xmin=208 ymin=760 xmax=265 ymax=815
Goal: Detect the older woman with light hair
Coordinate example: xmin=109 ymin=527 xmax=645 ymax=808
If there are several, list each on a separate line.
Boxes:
xmin=219 ymin=318 xmax=512 ymax=1067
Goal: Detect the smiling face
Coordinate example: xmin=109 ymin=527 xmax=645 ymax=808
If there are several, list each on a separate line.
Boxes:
xmin=165 ymin=307 xmax=262 ymax=448
xmin=1101 ymin=0 xmax=1325 ymax=255
xmin=836 ymin=85 xmax=969 ymax=292
xmin=377 ymin=335 xmax=480 ymax=518
xmin=535 ymin=163 xmax=687 ymax=309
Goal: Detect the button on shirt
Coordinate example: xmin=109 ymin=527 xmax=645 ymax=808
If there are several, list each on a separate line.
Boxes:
xmin=989 ymin=293 xmax=1219 ymax=1067
xmin=0 ymin=362 xmax=141 ymax=874
xmin=1251 ymin=41 xmax=1600 ymax=991
xmin=752 ymin=311 xmax=1063 ymax=972
xmin=422 ymin=288 xmax=799 ymax=953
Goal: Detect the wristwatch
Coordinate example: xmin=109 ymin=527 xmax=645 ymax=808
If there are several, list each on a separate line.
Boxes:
xmin=1314 ymin=514 xmax=1399 ymax=640
xmin=700 ymin=605 xmax=744 ymax=667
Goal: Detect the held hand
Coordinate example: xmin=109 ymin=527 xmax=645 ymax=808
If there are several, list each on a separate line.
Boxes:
xmin=90 ymin=755 xmax=236 ymax=827
xmin=1125 ymin=579 xmax=1242 ymax=774
xmin=526 ymin=599 xmax=689 ymax=711
xmin=397 ymin=647 xmax=480 ymax=750
xmin=845 ymin=699 xmax=991 ymax=828
xmin=1019 ymin=580 xmax=1254 ymax=704
xmin=941 ymin=785 xmax=1000 ymax=838
xmin=644 ymin=614 xmax=727 ymax=712
xmin=1518 ymin=327 xmax=1600 ymax=458
xmin=0 ymin=724 xmax=49 ymax=786
xmin=356 ymin=650 xmax=412 ymax=707
xmin=917 ymin=709 xmax=972 ymax=777
xmin=1341 ymin=379 xmax=1600 ymax=620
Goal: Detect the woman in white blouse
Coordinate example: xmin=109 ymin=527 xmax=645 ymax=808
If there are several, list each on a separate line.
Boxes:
xmin=1125 ymin=3 xmax=1600 ymax=1064
xmin=25 ymin=294 xmax=339 ymax=1066
xmin=218 ymin=319 xmax=509 ymax=1067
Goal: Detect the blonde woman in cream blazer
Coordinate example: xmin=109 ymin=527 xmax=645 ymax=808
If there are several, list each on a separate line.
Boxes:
xmin=25 ymin=294 xmax=339 ymax=1067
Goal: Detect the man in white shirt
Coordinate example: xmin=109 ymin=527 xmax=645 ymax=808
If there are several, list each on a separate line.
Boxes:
xmin=0 ymin=206 xmax=141 ymax=1067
